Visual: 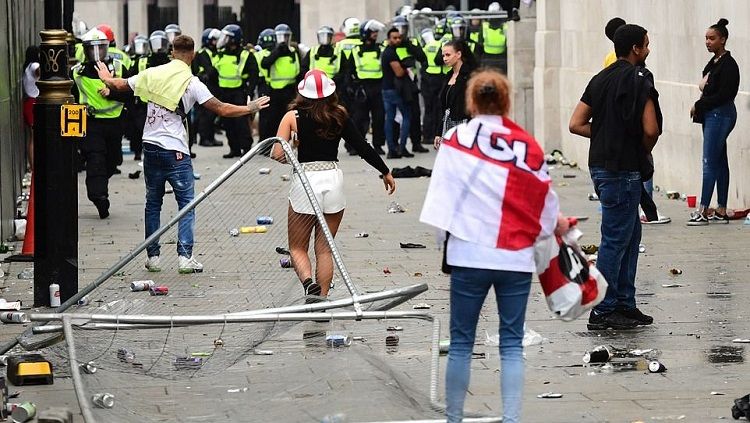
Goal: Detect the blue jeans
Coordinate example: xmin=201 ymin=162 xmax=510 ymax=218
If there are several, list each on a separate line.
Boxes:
xmin=701 ymin=102 xmax=736 ymax=208
xmin=590 ymin=168 xmax=642 ymax=314
xmin=445 ymin=266 xmax=531 ymax=423
xmin=143 ymin=143 xmax=195 ymax=258
xmin=382 ymin=88 xmax=410 ymax=153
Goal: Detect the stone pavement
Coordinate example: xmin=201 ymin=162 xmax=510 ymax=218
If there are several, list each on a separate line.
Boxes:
xmin=1 ymin=133 xmax=749 ymax=422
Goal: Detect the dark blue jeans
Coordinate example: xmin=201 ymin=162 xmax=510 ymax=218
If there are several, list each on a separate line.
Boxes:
xmin=382 ymin=88 xmax=410 ymax=153
xmin=446 ymin=266 xmax=531 ymax=423
xmin=701 ymin=102 xmax=736 ymax=209
xmin=143 ymin=143 xmax=195 ymax=258
xmin=590 ymin=168 xmax=642 ymax=314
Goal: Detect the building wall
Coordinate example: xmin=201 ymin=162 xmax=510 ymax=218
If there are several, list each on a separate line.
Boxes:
xmin=535 ymin=0 xmax=750 ymax=208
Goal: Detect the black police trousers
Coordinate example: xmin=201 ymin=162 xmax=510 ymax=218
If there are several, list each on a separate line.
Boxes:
xmin=219 ymin=88 xmax=252 ymax=155
xmin=80 ymin=117 xmax=119 ymax=204
xmin=421 ymin=73 xmax=444 ymax=142
xmin=351 ymin=79 xmax=385 ymax=149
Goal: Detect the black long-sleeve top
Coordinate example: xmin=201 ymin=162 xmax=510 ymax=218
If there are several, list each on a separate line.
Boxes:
xmin=434 ymin=63 xmax=474 ymax=136
xmin=296 ymin=109 xmax=390 ymax=175
xmin=694 ymin=51 xmax=740 ymax=118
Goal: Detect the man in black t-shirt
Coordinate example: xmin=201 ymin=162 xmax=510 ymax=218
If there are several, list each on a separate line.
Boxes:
xmin=569 ymin=24 xmax=660 ymax=331
xmin=381 ymin=28 xmax=412 ymax=159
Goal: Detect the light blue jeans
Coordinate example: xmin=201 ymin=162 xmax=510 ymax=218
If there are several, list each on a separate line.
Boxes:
xmin=143 ymin=143 xmax=195 ymax=258
xmin=446 ymin=266 xmax=531 ymax=423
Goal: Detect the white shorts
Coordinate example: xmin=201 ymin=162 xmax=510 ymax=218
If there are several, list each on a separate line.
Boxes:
xmin=289 ymin=166 xmax=346 ymax=215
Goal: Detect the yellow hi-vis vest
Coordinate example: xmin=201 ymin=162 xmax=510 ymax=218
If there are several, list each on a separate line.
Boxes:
xmin=216 ymin=49 xmax=251 ymax=89
xmin=422 ymin=39 xmax=448 ymax=75
xmin=395 ymin=38 xmax=420 ymax=61
xmin=335 ymin=38 xmax=362 ymax=61
xmin=269 ymin=47 xmax=300 ymax=90
xmin=352 ymin=45 xmax=382 ymax=80
xmin=108 ymin=46 xmax=132 ymax=69
xmin=72 ymin=60 xmax=125 ymax=118
xmin=196 ymin=47 xmax=216 ymax=75
xmin=309 ymin=45 xmax=340 ymax=78
xmin=482 ymin=21 xmax=507 ymax=55
xmin=254 ymin=49 xmax=271 ymax=83
xmin=135 ymin=56 xmax=148 ymax=74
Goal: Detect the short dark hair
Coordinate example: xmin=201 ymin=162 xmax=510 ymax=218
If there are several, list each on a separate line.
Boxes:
xmin=710 ymin=18 xmax=729 ymax=39
xmin=172 ymin=35 xmax=194 ymax=53
xmin=613 ymin=24 xmax=647 ymax=58
xmin=387 ymin=27 xmax=400 ymax=37
xmin=605 ymin=17 xmax=626 ymax=41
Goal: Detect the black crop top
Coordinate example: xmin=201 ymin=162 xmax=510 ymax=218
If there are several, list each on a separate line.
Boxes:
xmin=295 ymin=109 xmax=390 ymax=175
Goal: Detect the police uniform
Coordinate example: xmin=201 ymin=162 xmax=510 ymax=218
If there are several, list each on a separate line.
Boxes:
xmin=392 ymin=37 xmax=428 ymax=150
xmin=334 ymin=36 xmax=363 ymax=109
xmin=192 ymin=45 xmax=221 ymax=146
xmin=259 ymin=44 xmax=301 ymax=143
xmin=254 ymin=47 xmax=274 ymax=140
xmin=305 ymin=44 xmax=341 ymax=80
xmin=71 ymin=59 xmax=129 ymax=216
xmin=421 ymin=38 xmax=449 ymax=144
xmin=480 ymin=21 xmax=508 ymax=73
xmin=216 ymin=46 xmax=259 ymax=156
xmin=350 ymin=42 xmax=385 ymax=151
xmin=124 ymin=54 xmax=151 ymax=159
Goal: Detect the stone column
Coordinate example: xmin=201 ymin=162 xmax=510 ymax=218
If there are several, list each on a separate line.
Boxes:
xmin=179 ymin=0 xmax=204 ymax=39
xmin=128 ymin=0 xmax=149 ymax=36
xmin=506 ymin=2 xmax=536 ymax=133
xmin=532 ymin=0 xmax=561 ymax=151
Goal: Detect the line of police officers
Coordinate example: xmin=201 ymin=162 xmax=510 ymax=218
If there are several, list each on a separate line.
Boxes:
xmin=67 ymin=4 xmax=509 ymax=218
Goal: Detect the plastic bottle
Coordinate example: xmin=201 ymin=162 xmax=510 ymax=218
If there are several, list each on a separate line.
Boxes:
xmin=320 ymin=414 xmax=347 ymax=423
xmin=49 ymin=283 xmax=61 ymax=307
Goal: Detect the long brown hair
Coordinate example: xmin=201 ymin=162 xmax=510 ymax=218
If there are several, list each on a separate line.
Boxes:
xmin=288 ymin=93 xmax=348 ymax=140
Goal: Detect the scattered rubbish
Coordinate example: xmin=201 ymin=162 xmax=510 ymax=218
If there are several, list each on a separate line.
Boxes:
xmin=280 ymin=174 xmax=290 ymax=181
xmin=563 ymin=174 xmax=576 ymax=179
xmin=258 ymin=168 xmax=271 ymax=175
xmin=354 ymin=232 xmax=369 ymax=238
xmin=588 ymin=193 xmax=599 ymax=201
xmin=383 ymin=267 xmax=391 ymax=274
xmin=352 ymin=336 xmax=366 ymax=342
xmin=49 ymin=282 xmax=61 ymax=307
xmin=413 ymin=272 xmax=423 ymax=277
xmin=573 ymin=216 xmax=589 ymax=221
xmin=471 ymin=352 xmax=486 ymax=359
xmin=275 ymin=246 xmax=290 ymax=255
xmin=390 ymin=166 xmax=432 ymax=178
xmin=581 ymin=245 xmax=599 ymax=255
xmin=326 ymin=334 xmax=352 ymax=348
xmin=0 ymin=355 xmax=7 ymax=366
xmin=745 ymin=215 xmax=750 ymax=225
xmin=10 ymin=401 xmax=36 ymax=421
xmin=190 ymin=352 xmax=211 ymax=357
xmin=648 ymin=360 xmax=667 ymax=373
xmin=661 ymin=284 xmax=683 ymax=288
xmin=80 ymin=361 xmax=97 ymax=374
xmin=8 ymin=390 xmax=21 ymax=399
xmin=385 ymin=335 xmax=399 ymax=346
xmin=731 ymin=394 xmax=750 ymax=420
xmin=193 ymin=172 xmax=201 ymax=180
xmin=557 ymin=182 xmax=568 ymax=187
xmin=583 ymin=345 xmax=612 ymax=364
xmin=213 ymin=338 xmax=224 ymax=348
xmin=387 ymin=326 xmax=403 ymax=332
xmin=400 ymin=242 xmax=426 ymax=249
xmin=256 ymin=216 xmax=274 ymax=225
xmin=127 ymin=170 xmax=141 ymax=179
xmin=92 ymin=393 xmax=115 ymax=409
xmin=412 ymin=303 xmax=431 ymax=310
xmin=7 ymin=354 xmax=53 ymax=385
xmin=17 ymin=268 xmax=33 ymax=280
xmin=438 ymin=339 xmax=450 ymax=354
xmin=669 ymin=268 xmax=683 ymax=275
xmin=321 ymin=413 xmax=347 ymax=423
xmin=629 ymin=349 xmax=655 ymax=357
xmin=279 ymin=258 xmax=292 ymax=268
xmin=0 ymin=300 xmax=22 ymax=311
xmin=149 ymin=286 xmax=169 ymax=296
xmin=639 ymin=244 xmax=646 ymax=253
xmin=130 ymin=280 xmax=155 ymax=292
xmin=117 ymin=349 xmax=135 ymax=363
xmin=76 ymin=296 xmax=89 ymax=306
xmin=487 ymin=327 xmax=547 ymax=347
xmin=229 ymin=228 xmax=240 ymax=237
xmin=253 ymin=349 xmax=273 ymax=356
xmin=537 ymin=392 xmax=563 ymax=399
xmin=227 ymin=388 xmax=248 ymax=393
xmin=387 ymin=201 xmax=406 ymax=213
xmin=732 ymin=339 xmax=750 ymax=344
xmin=173 ymin=356 xmax=203 ymax=370
xmin=711 ymin=391 xmax=726 ymax=396
xmin=666 ymin=191 xmax=681 ymax=200
xmin=240 ymin=225 xmax=267 ymax=233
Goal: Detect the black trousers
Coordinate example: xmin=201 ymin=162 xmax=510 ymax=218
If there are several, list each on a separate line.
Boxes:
xmin=481 ymin=53 xmax=508 ymax=74
xmin=196 ymin=103 xmax=216 ymax=144
xmin=351 ymin=79 xmax=385 ymax=149
xmin=128 ymin=103 xmax=147 ymax=158
xmin=262 ymin=85 xmax=296 ymax=141
xmin=81 ymin=118 xmax=119 ymax=203
xmin=219 ymin=88 xmax=252 ymax=154
xmin=421 ymin=73 xmax=443 ymax=142
xmin=104 ymin=116 xmax=124 ymax=173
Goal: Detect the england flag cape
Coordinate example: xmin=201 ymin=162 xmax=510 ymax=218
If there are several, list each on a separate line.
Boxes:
xmin=420 ymin=114 xmax=559 ymax=270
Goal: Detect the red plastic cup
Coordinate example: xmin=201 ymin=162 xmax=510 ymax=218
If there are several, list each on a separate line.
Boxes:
xmin=687 ymin=195 xmax=697 ymax=208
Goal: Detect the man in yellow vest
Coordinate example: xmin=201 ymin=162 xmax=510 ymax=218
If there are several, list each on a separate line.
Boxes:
xmin=255 ymin=28 xmax=276 ymax=140
xmin=215 ymin=24 xmax=259 ymax=158
xmin=71 ymin=29 xmax=130 ymax=219
xmin=349 ymin=19 xmax=386 ymax=155
xmin=420 ymin=26 xmax=447 ymax=149
xmin=259 ymin=23 xmax=301 ymax=142
xmin=192 ymin=28 xmax=223 ymax=147
xmin=95 ymin=35 xmax=270 ymax=274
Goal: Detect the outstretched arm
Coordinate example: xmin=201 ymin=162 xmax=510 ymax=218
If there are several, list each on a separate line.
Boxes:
xmin=95 ymin=61 xmax=132 ymax=92
xmin=202 ymin=95 xmax=270 ymax=118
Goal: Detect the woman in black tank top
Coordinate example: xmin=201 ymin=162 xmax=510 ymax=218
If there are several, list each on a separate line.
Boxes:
xmin=272 ymin=70 xmax=396 ymax=301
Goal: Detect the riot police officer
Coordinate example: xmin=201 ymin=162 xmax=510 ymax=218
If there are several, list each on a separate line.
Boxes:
xmin=213 ymin=24 xmax=259 ymax=158
xmin=255 ymin=28 xmax=276 ymax=140
xmin=350 ymin=19 xmax=386 ymax=155
xmin=71 ymin=29 xmax=131 ymax=219
xmin=165 ymin=23 xmax=182 ymax=49
xmin=96 ymin=23 xmax=132 ymax=70
xmin=335 ymin=17 xmax=363 ymax=125
xmin=193 ymin=28 xmax=223 ymax=147
xmin=303 ymin=26 xmax=341 ymax=81
xmin=420 ymin=26 xmax=447 ymax=148
xmin=124 ymin=34 xmax=150 ymax=160
xmin=480 ymin=2 xmax=509 ymax=73
xmin=259 ymin=24 xmax=301 ymax=142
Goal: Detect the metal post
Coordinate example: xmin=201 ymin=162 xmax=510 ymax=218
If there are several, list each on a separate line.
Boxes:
xmin=34 ymin=2 xmax=77 ymax=306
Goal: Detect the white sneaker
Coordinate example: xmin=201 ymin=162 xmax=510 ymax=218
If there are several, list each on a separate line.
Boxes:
xmin=145 ymin=256 xmax=161 ymax=272
xmin=178 ymin=255 xmax=203 ymax=274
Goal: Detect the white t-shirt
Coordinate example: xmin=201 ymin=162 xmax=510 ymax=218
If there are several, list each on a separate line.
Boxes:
xmin=23 ymin=63 xmax=40 ymax=98
xmin=127 ymin=75 xmax=214 ymax=154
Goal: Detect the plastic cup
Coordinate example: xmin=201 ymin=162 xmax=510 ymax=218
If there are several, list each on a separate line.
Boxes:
xmin=687 ymin=195 xmax=697 ymax=208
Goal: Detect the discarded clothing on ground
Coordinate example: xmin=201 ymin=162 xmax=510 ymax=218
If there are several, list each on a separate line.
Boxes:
xmin=391 ymin=166 xmax=432 ymax=178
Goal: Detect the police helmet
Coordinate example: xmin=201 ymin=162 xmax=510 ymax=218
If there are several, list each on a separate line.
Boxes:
xmin=133 ymin=34 xmax=150 ymax=56
xmin=420 ymin=28 xmax=435 ymax=46
xmin=217 ymin=24 xmax=243 ymax=49
xmin=317 ymin=26 xmax=334 ymax=46
xmin=149 ymin=30 xmax=169 ymax=54
xmin=393 ymin=16 xmax=409 ymax=36
xmin=342 ymin=17 xmax=361 ymax=38
xmin=96 ymin=24 xmax=115 ymax=45
xmin=274 ymin=23 xmax=293 ymax=46
xmin=201 ymin=28 xmax=216 ymax=47
xmin=257 ymin=28 xmax=276 ymax=50
xmin=81 ymin=29 xmax=110 ymax=62
xmin=360 ymin=20 xmax=385 ymax=41
xmin=450 ymin=17 xmax=468 ymax=39
xmin=434 ymin=18 xmax=447 ymax=38
xmin=488 ymin=2 xmax=502 ymax=12
xmin=164 ymin=24 xmax=182 ymax=44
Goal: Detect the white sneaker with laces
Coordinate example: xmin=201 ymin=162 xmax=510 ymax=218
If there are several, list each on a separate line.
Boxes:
xmin=178 ymin=255 xmax=204 ymax=274
xmin=145 ymin=256 xmax=161 ymax=272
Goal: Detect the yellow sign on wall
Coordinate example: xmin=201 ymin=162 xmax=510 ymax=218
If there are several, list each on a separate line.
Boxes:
xmin=60 ymin=104 xmax=87 ymax=137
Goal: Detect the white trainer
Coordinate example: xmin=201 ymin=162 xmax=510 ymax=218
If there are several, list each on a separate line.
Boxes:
xmin=145 ymin=256 xmax=161 ymax=272
xmin=178 ymin=255 xmax=204 ymax=274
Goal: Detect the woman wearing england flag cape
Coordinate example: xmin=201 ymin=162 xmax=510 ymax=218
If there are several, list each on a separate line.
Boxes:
xmin=420 ymin=69 xmax=567 ymax=423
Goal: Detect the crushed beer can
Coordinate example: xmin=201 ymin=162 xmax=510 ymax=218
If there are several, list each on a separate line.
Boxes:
xmin=80 ymin=361 xmax=97 ymax=374
xmin=385 ymin=335 xmax=399 ymax=346
xmin=256 ymin=216 xmax=274 ymax=225
xmin=0 ymin=312 xmax=30 ymax=323
xmin=258 ymin=167 xmax=271 ymax=175
xmin=92 ymin=393 xmax=115 ymax=408
xmin=173 ymin=356 xmax=203 ymax=370
xmin=149 ymin=286 xmax=169 ymax=296
xmin=130 ymin=280 xmax=155 ymax=292
xmin=279 ymin=258 xmax=292 ymax=268
xmin=648 ymin=360 xmax=667 ymax=373
xmin=583 ymin=345 xmax=612 ymax=363
xmin=77 ymin=296 xmax=89 ymax=306
xmin=229 ymin=228 xmax=240 ymax=237
xmin=326 ymin=334 xmax=351 ymax=348
xmin=355 ymin=232 xmax=369 ymax=238
xmin=117 ymin=348 xmax=135 ymax=363
xmin=10 ymin=402 xmax=36 ymax=422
